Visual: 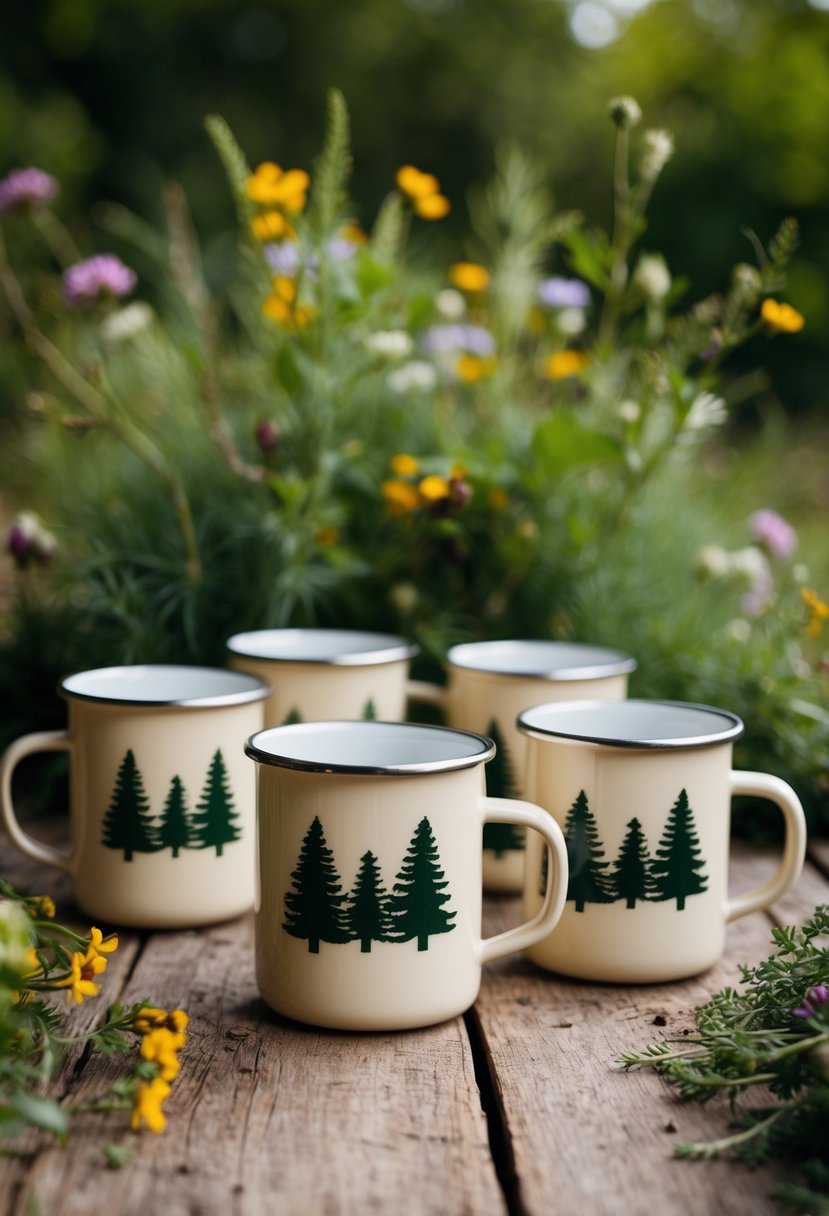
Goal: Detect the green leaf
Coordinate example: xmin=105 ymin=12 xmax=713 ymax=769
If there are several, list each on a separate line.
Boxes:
xmin=562 ymin=227 xmax=613 ymax=291
xmin=532 ymin=413 xmax=622 ymax=479
xmin=103 ymin=1143 xmax=134 ymax=1170
xmin=9 ymin=1090 xmax=69 ymax=1137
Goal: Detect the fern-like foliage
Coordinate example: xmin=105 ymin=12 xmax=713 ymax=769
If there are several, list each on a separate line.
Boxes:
xmin=308 ymin=88 xmax=352 ymax=239
xmin=371 ymin=193 xmax=406 ymax=263
xmin=204 ymin=114 xmax=253 ymax=224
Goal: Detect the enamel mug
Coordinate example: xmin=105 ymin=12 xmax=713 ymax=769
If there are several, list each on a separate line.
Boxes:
xmin=409 ymin=640 xmax=636 ymax=892
xmin=245 ymin=720 xmax=569 ymax=1031
xmin=518 ymin=700 xmax=807 ymax=983
xmin=0 ymin=666 xmax=269 ymax=928
xmin=226 ymin=628 xmax=419 ymax=727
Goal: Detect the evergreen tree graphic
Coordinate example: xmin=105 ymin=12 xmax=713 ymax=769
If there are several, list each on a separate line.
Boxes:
xmin=387 ymin=817 xmax=457 ymax=951
xmin=191 ymin=749 xmax=241 ymax=857
xmin=157 ymin=775 xmax=193 ymax=858
xmin=483 ymin=719 xmax=524 ymax=856
xmin=282 ymin=707 xmax=303 ymax=725
xmin=608 ymin=817 xmax=655 ymax=908
xmin=563 ymin=790 xmax=614 ymax=912
xmin=650 ymin=789 xmax=709 ymax=910
xmin=282 ymin=816 xmax=352 ymax=952
xmin=100 ymin=749 xmax=157 ymax=861
xmin=539 ymin=846 xmax=548 ymax=896
xmin=345 ymin=850 xmax=392 ymax=952
xmin=361 ymin=698 xmax=377 ymax=721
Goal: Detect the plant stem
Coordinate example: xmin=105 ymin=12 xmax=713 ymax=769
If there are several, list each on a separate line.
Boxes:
xmin=599 ymin=127 xmax=632 ymax=346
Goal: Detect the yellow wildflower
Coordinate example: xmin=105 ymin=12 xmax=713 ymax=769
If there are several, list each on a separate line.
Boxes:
xmin=131 ymin=1077 xmax=172 ymax=1134
xmin=315 ymin=526 xmax=340 ymax=547
xmin=456 ymin=354 xmax=496 ymax=383
xmin=761 ymin=299 xmax=805 ymax=334
xmin=63 ymin=949 xmax=107 ymax=1005
xmin=273 ymin=276 xmax=297 ymax=304
xmin=390 ymin=453 xmax=420 ymax=478
xmin=133 ymin=1007 xmax=190 ymax=1035
xmin=342 ymin=223 xmax=368 ymax=246
xmin=382 ymin=479 xmax=420 ymax=516
xmin=396 ymin=165 xmax=440 ymax=200
xmin=544 ymin=349 xmax=590 ymax=380
xmin=488 ymin=487 xmax=509 ymax=511
xmin=414 ymin=194 xmax=451 ymax=221
xmin=246 ymin=163 xmax=310 ymax=212
xmin=262 ymin=295 xmax=291 ymax=324
xmin=802 ymin=587 xmax=829 ymax=637
xmin=87 ymin=927 xmax=118 ymax=958
xmin=419 ymin=474 xmax=451 ymax=502
xmin=36 ymin=896 xmax=56 ymax=920
xmin=450 ymin=461 xmax=468 ymax=480
xmin=22 ymin=947 xmax=41 ymax=977
xmin=251 ymin=210 xmax=292 ymax=242
xmin=140 ymin=1027 xmax=186 ymax=1082
xmin=449 ymin=263 xmax=490 ymax=293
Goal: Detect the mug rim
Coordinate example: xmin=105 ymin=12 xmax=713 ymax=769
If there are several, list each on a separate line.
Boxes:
xmin=226 ymin=627 xmax=419 ymax=667
xmin=245 ymin=720 xmax=496 ymax=775
xmin=60 ymin=664 xmax=270 ymax=708
xmin=446 ymin=639 xmax=637 ymax=680
xmin=517 ymin=698 xmax=745 ymax=749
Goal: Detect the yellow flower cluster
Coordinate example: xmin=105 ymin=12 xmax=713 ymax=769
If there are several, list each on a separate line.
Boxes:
xmin=802 ymin=587 xmax=829 ymax=638
xmin=61 ymin=927 xmax=119 ymax=1006
xmin=262 ymin=275 xmax=314 ymax=330
xmin=456 ymin=354 xmax=496 ymax=383
xmin=382 ymin=454 xmax=455 ymax=515
xmin=761 ymin=299 xmax=805 ymax=334
xmin=544 ymin=349 xmax=590 ymax=380
xmin=395 ymin=166 xmax=450 ymax=220
xmin=449 ymin=262 xmax=489 ymax=293
xmin=131 ymin=1007 xmax=190 ymax=1133
xmin=246 ymin=162 xmax=310 ymax=243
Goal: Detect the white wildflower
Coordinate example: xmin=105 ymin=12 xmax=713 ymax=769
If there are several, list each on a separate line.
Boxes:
xmin=640 ymin=129 xmax=674 ymax=181
xmin=684 ymin=392 xmax=728 ymax=432
xmin=387 ymin=360 xmax=438 ymax=394
xmin=730 ymin=546 xmax=770 ymax=583
xmin=555 ymin=307 xmax=587 ymax=337
xmin=100 ymin=301 xmax=154 ymax=344
xmin=364 ymin=330 xmax=414 ymax=359
xmin=436 ymin=288 xmax=466 ymax=320
xmin=726 ymin=618 xmax=752 ymax=644
xmin=608 ymin=96 xmax=642 ymax=129
xmin=634 ymin=253 xmax=671 ymax=301
xmin=618 ymin=400 xmax=641 ymax=425
xmin=389 ymin=582 xmax=419 ymax=614
xmin=696 ymin=545 xmax=731 ymax=579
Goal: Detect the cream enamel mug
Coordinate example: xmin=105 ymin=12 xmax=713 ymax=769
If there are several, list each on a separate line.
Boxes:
xmin=0 ymin=666 xmax=269 ymax=928
xmin=409 ymin=640 xmax=636 ymax=892
xmin=246 ymin=720 xmax=569 ymax=1031
xmin=518 ymin=700 xmax=807 ymax=983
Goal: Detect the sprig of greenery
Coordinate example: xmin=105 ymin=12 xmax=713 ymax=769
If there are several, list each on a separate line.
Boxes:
xmin=620 ymin=906 xmax=829 ymax=1212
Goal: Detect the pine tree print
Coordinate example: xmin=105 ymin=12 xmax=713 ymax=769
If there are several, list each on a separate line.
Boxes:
xmin=608 ymin=817 xmax=655 ymax=908
xmin=157 ymin=775 xmax=193 ymax=858
xmin=345 ymin=850 xmax=392 ymax=952
xmin=386 ymin=817 xmax=456 ymax=951
xmin=483 ymin=719 xmax=524 ymax=856
xmin=650 ymin=789 xmax=709 ymax=910
xmin=191 ymin=750 xmax=241 ymax=857
xmin=282 ymin=816 xmax=352 ymax=952
xmin=563 ymin=790 xmax=614 ymax=912
xmin=361 ymin=699 xmax=377 ymax=721
xmin=100 ymin=749 xmax=157 ymax=861
xmin=283 ymin=707 xmax=303 ymax=725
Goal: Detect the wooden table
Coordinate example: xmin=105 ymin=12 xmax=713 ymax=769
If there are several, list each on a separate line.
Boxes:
xmin=1 ymin=829 xmax=826 ymax=1216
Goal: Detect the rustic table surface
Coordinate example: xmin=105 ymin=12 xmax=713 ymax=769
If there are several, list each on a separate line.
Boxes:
xmin=1 ymin=826 xmax=827 ymax=1216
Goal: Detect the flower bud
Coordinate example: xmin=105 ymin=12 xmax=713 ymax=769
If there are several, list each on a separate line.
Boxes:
xmin=608 ymin=96 xmax=642 ymax=130
xmin=255 ymin=420 xmax=281 ymax=453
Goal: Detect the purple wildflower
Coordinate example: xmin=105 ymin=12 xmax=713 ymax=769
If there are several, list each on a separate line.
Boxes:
xmin=538 ymin=277 xmax=591 ymax=310
xmin=255 ymin=420 xmax=281 ymax=453
xmin=63 ymin=255 xmax=137 ymax=306
xmin=793 ymin=985 xmax=829 ymax=1019
xmin=264 ymin=242 xmax=303 ymax=276
xmin=0 ymin=167 xmax=59 ymax=214
xmin=327 ymin=237 xmax=359 ymax=262
xmin=420 ymin=324 xmax=495 ymax=357
xmin=6 ymin=511 xmax=57 ymax=570
xmin=749 ymin=509 xmax=797 ymax=562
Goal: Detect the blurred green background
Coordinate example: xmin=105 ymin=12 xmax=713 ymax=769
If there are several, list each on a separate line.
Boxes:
xmin=3 ymin=0 xmax=828 ymax=417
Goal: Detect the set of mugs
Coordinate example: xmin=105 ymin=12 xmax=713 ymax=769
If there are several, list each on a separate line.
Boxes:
xmin=0 ymin=630 xmax=807 ymax=1031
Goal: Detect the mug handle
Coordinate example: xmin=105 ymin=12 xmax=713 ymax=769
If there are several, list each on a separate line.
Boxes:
xmin=725 ymin=770 xmax=807 ymax=923
xmin=405 ymin=680 xmax=447 ymax=709
xmin=478 ymin=796 xmax=568 ymax=964
xmin=0 ymin=731 xmax=74 ymax=873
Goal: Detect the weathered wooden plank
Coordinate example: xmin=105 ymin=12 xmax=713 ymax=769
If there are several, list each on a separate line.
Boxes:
xmin=807 ymin=837 xmax=829 ymax=880
xmin=1 ymin=829 xmax=506 ymax=1216
xmin=473 ymin=847 xmax=825 ymax=1216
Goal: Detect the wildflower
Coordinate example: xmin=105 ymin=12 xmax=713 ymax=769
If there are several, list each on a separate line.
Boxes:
xmin=456 ymin=354 xmax=496 ymax=383
xmin=802 ymin=587 xmax=829 ymax=638
xmin=315 ymin=526 xmax=339 ymax=547
xmin=63 ymin=949 xmax=107 ymax=1005
xmin=420 ymin=324 xmax=495 ymax=358
xmin=449 ymin=476 xmax=472 ymax=508
xmin=0 ymin=167 xmax=59 ymax=214
xmin=395 ymin=165 xmax=450 ymax=220
xmin=341 ymin=223 xmax=367 ymax=246
xmin=262 ymin=276 xmax=313 ymax=329
xmin=608 ymin=96 xmax=642 ymax=129
xmin=761 ymin=299 xmax=805 ymax=334
xmin=327 ymin=236 xmax=359 ymax=261
xmin=252 ymin=210 xmax=293 ymax=242
xmin=640 ymin=130 xmax=674 ymax=181
xmin=794 ymin=985 xmax=829 ymax=1019
xmin=0 ymin=900 xmax=36 ymax=976
xmin=364 ymin=330 xmax=414 ymax=359
xmin=449 ymin=263 xmax=489 ymax=293
xmin=140 ymin=1027 xmax=186 ymax=1081
xmin=133 ymin=1007 xmax=189 ymax=1035
xmin=634 ymin=253 xmax=671 ymax=301
xmin=418 ymin=475 xmax=451 ymax=503
xmin=538 ymin=278 xmax=590 ymax=310
xmin=696 ymin=546 xmax=731 ymax=580
xmin=618 ymin=400 xmax=641 ymax=425
xmin=63 ymin=255 xmax=137 ymax=306
xmin=86 ymin=927 xmax=118 ymax=959
xmin=246 ymin=163 xmax=309 ymax=212
xmin=733 ymin=263 xmax=762 ymax=303
xmin=544 ymin=350 xmax=589 ymax=380
xmin=255 ymin=420 xmax=281 ymax=453
xmin=389 ymin=582 xmax=418 ymax=614
xmin=100 ymin=301 xmax=154 ymax=345
xmin=488 ymin=488 xmax=509 ymax=511
xmin=731 ymin=546 xmax=770 ymax=584
xmin=264 ymin=242 xmax=302 ymax=276
xmin=731 ymin=547 xmax=773 ymax=618
xmin=7 ymin=511 xmax=57 ymax=570
xmin=683 ymin=392 xmax=727 ymax=432
xmin=436 ymin=288 xmax=466 ymax=320
xmin=130 ymin=1076 xmax=172 ymax=1134
xmin=556 ymin=307 xmax=587 ymax=337
xmin=726 ymin=618 xmax=752 ymax=644
xmin=382 ymin=479 xmax=420 ymax=515
xmin=390 ymin=453 xmax=420 ymax=478
xmin=387 ymin=361 xmax=438 ymax=394
xmin=749 ymin=509 xmax=797 ymax=561
xmin=35 ymin=896 xmax=56 ymax=920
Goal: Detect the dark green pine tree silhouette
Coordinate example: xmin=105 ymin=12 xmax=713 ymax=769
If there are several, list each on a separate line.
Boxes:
xmin=191 ymin=749 xmax=241 ymax=857
xmin=157 ymin=775 xmax=193 ymax=858
xmin=361 ymin=698 xmax=377 ymax=721
xmin=283 ymin=816 xmax=352 ymax=952
xmin=564 ymin=789 xmax=614 ymax=912
xmin=608 ymin=817 xmax=655 ymax=908
xmin=282 ymin=707 xmax=303 ymax=725
xmin=387 ymin=817 xmax=456 ymax=951
xmin=483 ymin=719 xmax=524 ymax=856
xmin=539 ymin=846 xmax=548 ymax=896
xmin=100 ymin=749 xmax=157 ymax=861
xmin=345 ymin=850 xmax=392 ymax=952
xmin=650 ymin=789 xmax=709 ymax=911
